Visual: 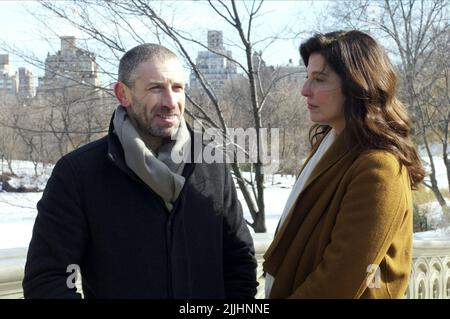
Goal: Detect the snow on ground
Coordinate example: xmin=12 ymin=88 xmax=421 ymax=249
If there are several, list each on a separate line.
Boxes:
xmin=0 ymin=161 xmax=296 ymax=249
xmin=0 ymin=192 xmax=41 ymax=221
xmin=0 ymin=221 xmax=35 ymax=249
xmin=419 ymin=200 xmax=450 ymax=226
xmin=2 ymin=154 xmax=450 ymax=249
xmin=234 ymin=172 xmax=295 ymax=234
xmin=0 ymin=192 xmax=42 ymax=249
xmin=413 ymin=196 xmax=450 ymax=240
xmin=421 ymin=156 xmax=449 ymax=191
xmin=239 ymin=186 xmax=292 ymax=234
xmin=0 ymin=160 xmax=52 ymax=249
xmin=414 ymin=228 xmax=450 ymax=240
xmin=1 ymin=160 xmax=54 ymax=191
xmin=418 ymin=144 xmax=440 ymax=158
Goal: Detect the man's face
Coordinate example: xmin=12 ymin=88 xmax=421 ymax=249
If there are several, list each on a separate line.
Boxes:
xmin=125 ymin=58 xmax=185 ymax=140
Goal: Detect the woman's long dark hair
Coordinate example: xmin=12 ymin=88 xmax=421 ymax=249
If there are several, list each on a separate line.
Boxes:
xmin=300 ymin=30 xmax=424 ymax=189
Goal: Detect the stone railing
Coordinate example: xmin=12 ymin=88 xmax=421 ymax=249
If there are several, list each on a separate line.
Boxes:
xmin=0 ymin=247 xmax=27 ymax=299
xmin=406 ymin=236 xmax=450 ymax=299
xmin=1 ymin=233 xmax=449 ymax=299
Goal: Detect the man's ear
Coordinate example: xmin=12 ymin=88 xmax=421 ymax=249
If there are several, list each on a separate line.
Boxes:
xmin=114 ymin=82 xmax=132 ymax=107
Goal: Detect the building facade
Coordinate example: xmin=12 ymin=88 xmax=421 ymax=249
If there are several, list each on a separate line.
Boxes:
xmin=189 ymin=30 xmax=238 ymax=92
xmin=37 ymin=36 xmax=100 ymax=99
xmin=253 ymin=51 xmax=306 ymax=86
xmin=17 ymin=67 xmax=35 ymax=99
xmin=0 ymin=54 xmax=17 ymax=96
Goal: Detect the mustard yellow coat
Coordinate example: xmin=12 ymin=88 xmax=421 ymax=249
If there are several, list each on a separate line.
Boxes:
xmin=263 ymin=131 xmax=413 ymax=298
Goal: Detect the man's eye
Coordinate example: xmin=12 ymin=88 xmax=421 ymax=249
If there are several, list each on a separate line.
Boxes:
xmin=173 ymin=85 xmax=184 ymax=91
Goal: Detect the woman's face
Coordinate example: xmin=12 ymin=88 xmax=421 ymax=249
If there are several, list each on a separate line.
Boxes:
xmin=301 ymin=53 xmax=346 ymax=134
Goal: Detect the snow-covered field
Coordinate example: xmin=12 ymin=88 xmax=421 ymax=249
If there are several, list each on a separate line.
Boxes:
xmin=1 ymin=153 xmax=450 ymax=250
xmin=1 ymin=160 xmax=53 ymax=191
xmin=0 ymin=161 xmax=52 ymax=248
xmin=238 ymin=173 xmax=296 ymax=235
xmin=0 ymin=160 xmax=295 ymax=249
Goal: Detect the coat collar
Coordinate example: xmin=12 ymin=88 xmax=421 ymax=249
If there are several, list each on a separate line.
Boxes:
xmin=263 ymin=129 xmax=358 ymax=277
xmin=300 ymin=129 xmax=353 ymax=196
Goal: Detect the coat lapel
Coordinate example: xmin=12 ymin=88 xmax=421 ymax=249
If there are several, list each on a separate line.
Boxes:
xmin=300 ymin=131 xmax=351 ymax=194
xmin=263 ymin=131 xmax=355 ymax=277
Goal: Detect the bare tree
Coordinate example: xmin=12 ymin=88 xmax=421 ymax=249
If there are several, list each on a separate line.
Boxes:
xmin=0 ymin=88 xmax=112 ymax=166
xmin=418 ymin=29 xmax=450 ymax=193
xmin=0 ymin=97 xmax=29 ymax=175
xmin=263 ymin=80 xmax=310 ymax=176
xmin=31 ymin=0 xmax=308 ymax=232
xmin=0 ymin=120 xmax=20 ymax=176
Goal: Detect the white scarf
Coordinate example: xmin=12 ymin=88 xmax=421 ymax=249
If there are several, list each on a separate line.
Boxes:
xmin=113 ymin=105 xmax=191 ymax=211
xmin=265 ymin=129 xmax=337 ymax=298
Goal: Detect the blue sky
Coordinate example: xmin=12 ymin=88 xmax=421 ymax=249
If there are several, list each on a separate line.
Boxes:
xmin=0 ymin=0 xmax=327 ymax=84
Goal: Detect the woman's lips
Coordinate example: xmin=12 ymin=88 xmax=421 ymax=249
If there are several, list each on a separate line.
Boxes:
xmin=307 ymin=103 xmax=319 ymax=110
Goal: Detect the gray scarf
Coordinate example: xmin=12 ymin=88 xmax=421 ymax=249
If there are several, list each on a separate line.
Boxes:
xmin=113 ymin=105 xmax=191 ymax=211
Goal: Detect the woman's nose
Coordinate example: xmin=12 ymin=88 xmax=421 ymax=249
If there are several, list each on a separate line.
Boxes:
xmin=301 ymin=80 xmax=312 ymax=97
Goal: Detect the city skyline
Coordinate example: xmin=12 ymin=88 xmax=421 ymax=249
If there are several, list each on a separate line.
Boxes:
xmin=0 ymin=1 xmax=324 ymax=85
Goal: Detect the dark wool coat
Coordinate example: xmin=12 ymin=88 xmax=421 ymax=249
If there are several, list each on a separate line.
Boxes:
xmin=23 ymin=115 xmax=258 ymax=299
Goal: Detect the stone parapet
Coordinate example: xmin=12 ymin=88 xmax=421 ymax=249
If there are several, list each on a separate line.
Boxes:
xmin=1 ymin=233 xmax=448 ymax=299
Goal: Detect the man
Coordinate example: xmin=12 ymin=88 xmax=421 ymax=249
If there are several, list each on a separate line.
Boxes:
xmin=23 ymin=44 xmax=258 ymax=299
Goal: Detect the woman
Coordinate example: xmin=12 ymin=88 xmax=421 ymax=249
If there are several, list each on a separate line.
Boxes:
xmin=263 ymin=30 xmax=424 ymax=299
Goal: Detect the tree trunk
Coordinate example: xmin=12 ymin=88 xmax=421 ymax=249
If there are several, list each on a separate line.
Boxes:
xmin=252 ymin=211 xmax=266 ymax=233
xmin=423 ymin=135 xmax=447 ymax=207
xmin=429 ymin=179 xmax=447 ymax=207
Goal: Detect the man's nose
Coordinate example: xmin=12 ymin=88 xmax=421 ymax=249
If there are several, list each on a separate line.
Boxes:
xmin=161 ymin=88 xmax=177 ymax=109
